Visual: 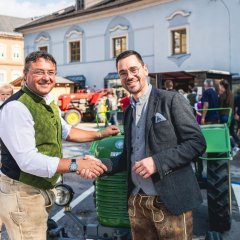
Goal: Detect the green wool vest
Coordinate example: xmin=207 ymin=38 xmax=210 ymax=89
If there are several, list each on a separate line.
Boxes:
xmin=18 ymin=86 xmax=62 ymax=189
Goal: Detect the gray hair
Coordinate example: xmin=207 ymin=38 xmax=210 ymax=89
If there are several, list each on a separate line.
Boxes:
xmin=204 ymin=79 xmax=214 ymax=87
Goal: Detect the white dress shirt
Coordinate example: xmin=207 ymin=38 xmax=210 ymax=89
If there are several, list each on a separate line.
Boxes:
xmin=0 ymin=94 xmax=71 ymax=178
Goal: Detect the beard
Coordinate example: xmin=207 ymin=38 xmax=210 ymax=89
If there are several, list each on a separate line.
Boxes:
xmin=124 ymin=78 xmax=146 ymax=95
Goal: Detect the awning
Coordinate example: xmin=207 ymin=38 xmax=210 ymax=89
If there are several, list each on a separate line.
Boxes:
xmin=149 ymin=70 xmax=232 ymax=81
xmin=149 ymin=71 xmax=194 ymax=81
xmin=65 ymin=75 xmax=86 ymax=82
xmin=104 ymin=72 xmax=119 ymax=80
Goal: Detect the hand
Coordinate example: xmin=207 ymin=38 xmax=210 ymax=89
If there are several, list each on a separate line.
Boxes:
xmin=77 ymin=169 xmax=98 ymax=179
xmin=76 ymin=156 xmax=107 ymax=179
xmin=102 ymin=125 xmax=120 ymax=137
xmin=201 ymin=118 xmax=205 ymax=125
xmin=132 ymin=157 xmax=157 ymax=179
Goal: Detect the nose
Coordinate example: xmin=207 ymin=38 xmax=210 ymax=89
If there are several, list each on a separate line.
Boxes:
xmin=126 ymin=70 xmax=136 ymax=79
xmin=42 ymin=72 xmax=51 ymax=79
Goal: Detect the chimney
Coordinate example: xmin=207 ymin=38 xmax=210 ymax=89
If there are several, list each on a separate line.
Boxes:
xmin=76 ymin=0 xmax=84 ymax=10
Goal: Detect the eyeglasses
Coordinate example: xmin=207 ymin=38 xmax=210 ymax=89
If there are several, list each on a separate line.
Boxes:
xmin=28 ymin=69 xmax=56 ymax=77
xmin=118 ymin=65 xmax=142 ymax=80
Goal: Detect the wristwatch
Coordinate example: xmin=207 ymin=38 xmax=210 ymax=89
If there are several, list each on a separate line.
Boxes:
xmin=69 ymin=159 xmax=78 ymax=172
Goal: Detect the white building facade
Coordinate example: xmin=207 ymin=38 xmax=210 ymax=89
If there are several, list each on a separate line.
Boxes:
xmin=17 ymin=0 xmax=240 ymax=91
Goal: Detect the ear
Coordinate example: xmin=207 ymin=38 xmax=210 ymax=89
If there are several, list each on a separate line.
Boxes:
xmin=143 ymin=64 xmax=148 ymax=76
xmin=23 ymin=69 xmax=28 ymax=82
xmin=23 ymin=69 xmax=27 ymax=77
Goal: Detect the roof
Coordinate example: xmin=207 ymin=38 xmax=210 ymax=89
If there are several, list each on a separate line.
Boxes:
xmin=66 ymin=75 xmax=86 ymax=82
xmin=15 ymin=0 xmax=141 ymax=31
xmin=149 ymin=70 xmax=232 ymax=81
xmin=104 ymin=72 xmax=119 ymax=80
xmin=149 ymin=71 xmax=194 ymax=81
xmin=0 ymin=15 xmax=30 ymax=34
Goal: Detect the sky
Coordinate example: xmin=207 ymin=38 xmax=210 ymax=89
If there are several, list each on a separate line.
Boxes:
xmin=0 ymin=0 xmax=75 ymax=18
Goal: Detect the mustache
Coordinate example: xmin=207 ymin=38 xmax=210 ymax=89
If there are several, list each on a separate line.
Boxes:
xmin=126 ymin=79 xmax=139 ymax=84
xmin=38 ymin=80 xmax=52 ymax=84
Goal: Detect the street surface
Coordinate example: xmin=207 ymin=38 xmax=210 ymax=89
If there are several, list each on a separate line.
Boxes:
xmin=1 ymin=122 xmax=240 ymax=239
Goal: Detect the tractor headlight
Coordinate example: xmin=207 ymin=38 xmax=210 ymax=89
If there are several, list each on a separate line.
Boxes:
xmin=54 ymin=184 xmax=74 ymax=206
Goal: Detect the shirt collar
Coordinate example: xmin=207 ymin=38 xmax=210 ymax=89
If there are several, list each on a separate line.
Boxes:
xmin=24 ymin=84 xmax=54 ymax=105
xmin=131 ymin=84 xmax=152 ymax=108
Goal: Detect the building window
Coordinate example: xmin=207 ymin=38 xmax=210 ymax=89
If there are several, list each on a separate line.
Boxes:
xmin=12 ymin=45 xmax=21 ymax=60
xmin=113 ymin=36 xmax=126 ymax=58
xmin=171 ymin=29 xmax=187 ymax=55
xmin=0 ymin=44 xmax=6 ymax=59
xmin=11 ymin=70 xmax=21 ymax=81
xmin=69 ymin=41 xmax=80 ymax=62
xmin=39 ymin=46 xmax=48 ymax=52
xmin=0 ymin=70 xmax=6 ymax=84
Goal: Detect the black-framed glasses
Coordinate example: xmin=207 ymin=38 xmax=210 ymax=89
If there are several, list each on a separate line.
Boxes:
xmin=28 ymin=68 xmax=56 ymax=77
xmin=118 ymin=65 xmax=142 ymax=80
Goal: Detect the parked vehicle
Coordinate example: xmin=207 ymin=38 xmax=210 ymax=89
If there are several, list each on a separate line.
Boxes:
xmin=48 ymin=108 xmax=232 ymax=239
xmin=58 ymin=88 xmax=113 ymax=126
xmin=196 ymin=108 xmax=232 ymax=233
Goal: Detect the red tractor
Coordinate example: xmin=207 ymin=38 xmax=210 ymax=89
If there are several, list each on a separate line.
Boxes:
xmin=58 ymin=88 xmax=112 ymax=126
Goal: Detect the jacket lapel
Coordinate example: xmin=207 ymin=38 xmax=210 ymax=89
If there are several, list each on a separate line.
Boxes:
xmin=145 ymin=87 xmax=158 ymax=143
xmin=124 ymin=106 xmax=133 ymax=152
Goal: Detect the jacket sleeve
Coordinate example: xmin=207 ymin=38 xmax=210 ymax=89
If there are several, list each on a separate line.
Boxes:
xmin=99 ymin=143 xmax=127 ymax=175
xmin=152 ymin=93 xmax=206 ymax=179
xmin=99 ymin=108 xmax=130 ymax=174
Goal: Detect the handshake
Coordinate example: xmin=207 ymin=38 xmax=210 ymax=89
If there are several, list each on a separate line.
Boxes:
xmin=76 ymin=155 xmax=113 ymax=179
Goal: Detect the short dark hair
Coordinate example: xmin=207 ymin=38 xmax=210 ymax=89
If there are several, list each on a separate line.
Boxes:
xmin=24 ymin=51 xmax=57 ymax=71
xmin=116 ymin=50 xmax=144 ymax=68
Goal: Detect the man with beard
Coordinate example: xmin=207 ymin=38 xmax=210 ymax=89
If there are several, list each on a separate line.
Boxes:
xmin=83 ymin=50 xmax=206 ymax=240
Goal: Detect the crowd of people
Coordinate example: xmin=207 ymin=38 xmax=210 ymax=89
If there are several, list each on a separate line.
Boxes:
xmin=97 ymin=89 xmax=131 ymax=126
xmin=164 ymin=79 xmax=240 ymax=153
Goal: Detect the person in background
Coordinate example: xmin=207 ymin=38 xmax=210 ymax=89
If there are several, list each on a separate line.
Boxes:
xmin=0 ymin=83 xmax=14 ymax=237
xmin=83 ymin=50 xmax=206 ymax=240
xmin=218 ymin=79 xmax=240 ymax=152
xmin=105 ymin=91 xmax=118 ymax=126
xmin=0 ymin=51 xmax=120 ymax=240
xmin=164 ymin=79 xmax=175 ymax=91
xmin=178 ymin=88 xmax=188 ymax=99
xmin=119 ymin=91 xmax=130 ymax=111
xmin=219 ymin=79 xmax=234 ymax=124
xmin=194 ymin=94 xmax=203 ymax=125
xmin=0 ymin=84 xmax=14 ymax=105
xmin=201 ymin=79 xmax=219 ymax=125
xmin=97 ymin=98 xmax=107 ymax=125
xmin=234 ymin=87 xmax=240 ymax=137
xmin=187 ymin=85 xmax=197 ymax=107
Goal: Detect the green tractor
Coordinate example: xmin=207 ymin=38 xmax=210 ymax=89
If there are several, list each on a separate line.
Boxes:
xmin=51 ymin=109 xmax=232 ymax=239
xmin=196 ymin=108 xmax=232 ymax=233
xmin=91 ymin=108 xmax=233 ymax=237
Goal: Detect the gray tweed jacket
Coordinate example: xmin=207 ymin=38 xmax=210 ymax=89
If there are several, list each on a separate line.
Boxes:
xmin=110 ymin=86 xmax=206 ymax=215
